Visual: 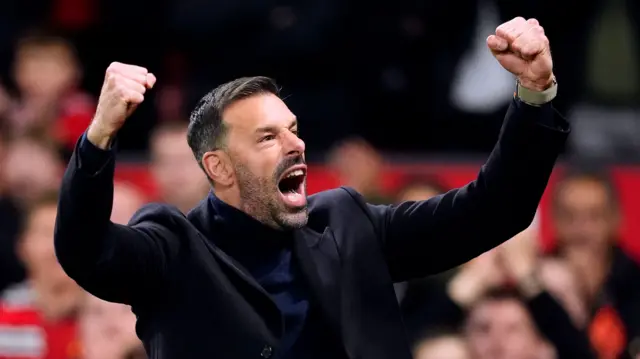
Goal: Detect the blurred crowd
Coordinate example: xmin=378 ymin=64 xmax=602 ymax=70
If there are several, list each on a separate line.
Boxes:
xmin=0 ymin=0 xmax=640 ymax=358
xmin=1 ymin=0 xmax=640 ymax=156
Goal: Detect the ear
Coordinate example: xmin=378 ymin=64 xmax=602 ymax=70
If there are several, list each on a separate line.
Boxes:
xmin=202 ymin=150 xmax=234 ymax=186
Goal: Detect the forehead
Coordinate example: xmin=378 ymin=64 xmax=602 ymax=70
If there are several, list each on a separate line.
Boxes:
xmin=470 ymin=299 xmax=529 ymax=323
xmin=557 ymin=178 xmax=609 ymax=207
xmin=223 ymin=93 xmax=295 ymax=134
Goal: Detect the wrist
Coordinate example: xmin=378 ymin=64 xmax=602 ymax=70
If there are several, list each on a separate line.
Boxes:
xmin=86 ymin=121 xmax=117 ymax=150
xmin=518 ymin=74 xmax=555 ymax=92
xmin=448 ymin=274 xmax=485 ymax=308
xmin=516 ymin=269 xmax=544 ymax=298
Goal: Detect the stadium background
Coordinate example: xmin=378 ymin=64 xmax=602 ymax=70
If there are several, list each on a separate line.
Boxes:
xmin=1 ymin=0 xmax=640 ymax=358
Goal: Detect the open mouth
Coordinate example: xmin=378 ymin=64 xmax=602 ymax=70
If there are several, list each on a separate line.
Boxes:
xmin=277 ymin=165 xmax=307 ymax=208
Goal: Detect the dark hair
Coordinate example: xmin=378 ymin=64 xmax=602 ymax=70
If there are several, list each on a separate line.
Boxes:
xmin=187 ymin=76 xmax=280 ymax=169
xmin=552 ymin=166 xmax=619 ymax=211
xmin=27 ymin=190 xmax=59 ymax=212
xmin=15 ymin=30 xmax=78 ymax=61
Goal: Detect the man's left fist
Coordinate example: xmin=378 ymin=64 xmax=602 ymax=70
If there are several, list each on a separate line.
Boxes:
xmin=487 ymin=17 xmax=553 ymax=92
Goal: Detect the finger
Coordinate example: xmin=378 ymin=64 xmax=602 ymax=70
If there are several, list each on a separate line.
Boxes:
xmin=526 ymin=18 xmax=539 ymax=26
xmin=487 ymin=35 xmax=508 ymax=52
xmin=511 ymin=26 xmax=547 ymax=59
xmin=107 ymin=63 xmax=149 ymax=85
xmin=145 ymin=73 xmax=157 ymax=89
xmin=495 ymin=16 xmax=527 ymax=42
xmin=493 ymin=52 xmax=526 ymax=76
xmin=122 ymin=88 xmax=144 ymax=105
xmin=109 ymin=62 xmax=148 ymax=75
xmin=116 ymin=76 xmax=147 ymax=95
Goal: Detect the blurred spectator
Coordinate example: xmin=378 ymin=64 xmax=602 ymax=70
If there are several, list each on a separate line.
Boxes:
xmin=75 ymin=182 xmax=146 ymax=359
xmin=6 ymin=33 xmax=94 ymax=152
xmin=149 ymin=122 xmax=209 ymax=213
xmin=404 ymin=225 xmax=595 ymax=358
xmin=550 ymin=168 xmax=640 ymax=359
xmin=79 ymin=294 xmax=145 ymax=359
xmin=464 ymin=287 xmax=556 ymax=359
xmin=412 ymin=330 xmax=470 ymax=359
xmin=3 ymin=136 xmax=62 ymax=206
xmin=111 ymin=181 xmax=146 ymax=225
xmin=0 ymin=128 xmax=25 ymax=292
xmin=0 ymin=191 xmax=83 ymax=359
xmin=395 ymin=176 xmax=454 ymax=329
xmin=394 ymin=175 xmax=449 ymax=204
xmin=327 ymin=137 xmax=390 ymax=204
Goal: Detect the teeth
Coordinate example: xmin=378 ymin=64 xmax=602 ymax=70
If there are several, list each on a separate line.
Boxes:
xmin=285 ymin=169 xmax=304 ymax=178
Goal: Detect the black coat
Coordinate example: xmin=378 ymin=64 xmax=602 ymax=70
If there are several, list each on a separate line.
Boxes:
xmin=54 ymin=98 xmax=569 ymax=359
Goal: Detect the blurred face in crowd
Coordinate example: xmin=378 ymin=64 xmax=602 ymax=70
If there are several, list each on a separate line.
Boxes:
xmin=215 ymin=93 xmax=308 ymax=229
xmin=150 ymin=126 xmax=208 ymax=213
xmin=413 ymin=335 xmax=470 ymax=359
xmin=397 ymin=183 xmax=444 ymax=202
xmin=80 ymin=294 xmax=142 ymax=359
xmin=465 ymin=297 xmax=547 ymax=359
xmin=111 ymin=182 xmax=145 ymax=225
xmin=329 ymin=138 xmax=382 ymax=195
xmin=19 ymin=202 xmax=83 ymax=319
xmin=3 ymin=138 xmax=61 ymax=204
xmin=553 ymin=177 xmax=618 ymax=253
xmin=14 ymin=41 xmax=79 ymax=99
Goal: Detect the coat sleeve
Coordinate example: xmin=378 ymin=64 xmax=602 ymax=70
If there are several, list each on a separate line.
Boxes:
xmin=361 ymin=98 xmax=569 ymax=282
xmin=54 ymin=134 xmax=182 ymax=304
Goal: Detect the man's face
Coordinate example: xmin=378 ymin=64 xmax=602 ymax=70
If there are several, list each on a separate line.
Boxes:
xmin=397 ymin=184 xmax=443 ymax=202
xmin=553 ymin=178 xmax=617 ymax=252
xmin=150 ymin=129 xmax=208 ymax=213
xmin=14 ymin=45 xmax=77 ymax=99
xmin=224 ymin=93 xmax=308 ymax=229
xmin=20 ymin=205 xmax=75 ymax=289
xmin=465 ymin=299 xmax=545 ymax=359
xmin=4 ymin=139 xmax=61 ymax=204
xmin=80 ymin=295 xmax=141 ymax=359
xmin=111 ymin=183 xmax=145 ymax=225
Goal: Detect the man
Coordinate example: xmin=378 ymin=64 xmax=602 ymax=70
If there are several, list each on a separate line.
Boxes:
xmin=54 ymin=17 xmax=568 ymax=359
xmin=551 ymin=169 xmax=640 ymax=359
xmin=464 ymin=289 xmax=555 ymax=359
xmin=0 ymin=192 xmax=84 ymax=359
xmin=149 ymin=122 xmax=209 ymax=213
xmin=79 ymin=294 xmax=145 ymax=359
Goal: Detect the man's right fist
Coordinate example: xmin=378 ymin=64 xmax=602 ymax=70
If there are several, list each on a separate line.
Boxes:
xmin=87 ymin=62 xmax=156 ymax=149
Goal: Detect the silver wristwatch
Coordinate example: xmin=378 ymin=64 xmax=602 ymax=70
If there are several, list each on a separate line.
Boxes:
xmin=516 ymin=77 xmax=558 ymax=106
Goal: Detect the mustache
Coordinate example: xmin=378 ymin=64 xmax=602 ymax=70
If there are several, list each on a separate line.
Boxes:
xmin=274 ymin=155 xmax=306 ymax=180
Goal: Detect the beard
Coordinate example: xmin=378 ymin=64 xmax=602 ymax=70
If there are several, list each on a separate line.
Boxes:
xmin=233 ymin=158 xmax=308 ymax=230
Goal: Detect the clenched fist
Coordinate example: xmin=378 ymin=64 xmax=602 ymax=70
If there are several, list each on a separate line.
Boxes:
xmin=487 ymin=17 xmax=553 ymax=92
xmin=87 ymin=62 xmax=156 ymax=149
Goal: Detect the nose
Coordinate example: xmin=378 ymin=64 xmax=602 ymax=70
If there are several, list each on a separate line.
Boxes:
xmin=283 ymin=129 xmax=305 ymax=155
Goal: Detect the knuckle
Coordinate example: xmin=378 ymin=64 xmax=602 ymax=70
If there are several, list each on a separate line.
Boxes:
xmin=107 ymin=62 xmax=120 ymax=72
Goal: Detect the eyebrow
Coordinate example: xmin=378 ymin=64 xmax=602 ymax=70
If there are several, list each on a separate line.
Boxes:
xmin=255 ymin=118 xmax=297 ymax=133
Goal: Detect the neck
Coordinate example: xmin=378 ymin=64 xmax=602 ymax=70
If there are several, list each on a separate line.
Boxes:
xmin=213 ymin=188 xmax=283 ymax=229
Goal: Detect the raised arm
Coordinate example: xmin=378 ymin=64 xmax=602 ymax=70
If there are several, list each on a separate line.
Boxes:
xmin=364 ymin=17 xmax=569 ymax=281
xmin=54 ymin=63 xmax=181 ymax=304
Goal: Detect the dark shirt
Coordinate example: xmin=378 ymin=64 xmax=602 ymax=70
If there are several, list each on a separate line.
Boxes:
xmin=78 ymin=133 xmax=346 ymax=359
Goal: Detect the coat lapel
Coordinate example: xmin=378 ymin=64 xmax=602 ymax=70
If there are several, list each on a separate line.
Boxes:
xmin=187 ymin=198 xmax=283 ymax=336
xmin=293 ymin=227 xmax=343 ymax=333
